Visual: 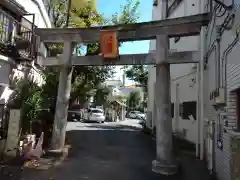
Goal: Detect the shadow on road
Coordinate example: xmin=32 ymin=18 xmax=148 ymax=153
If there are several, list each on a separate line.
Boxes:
xmin=63 ymin=125 xmax=181 ymax=180
xmin=22 ymin=124 xmax=211 ymax=180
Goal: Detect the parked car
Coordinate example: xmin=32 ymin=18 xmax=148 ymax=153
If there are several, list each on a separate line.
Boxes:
xmin=127 ymin=111 xmax=146 ymax=120
xmin=139 ymin=118 xmax=146 ymax=128
xmin=68 ymin=104 xmax=83 ymax=122
xmin=83 ymin=108 xmax=105 ymax=123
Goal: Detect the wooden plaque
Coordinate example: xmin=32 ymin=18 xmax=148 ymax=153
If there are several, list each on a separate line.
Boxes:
xmin=100 ymin=30 xmax=118 ymax=58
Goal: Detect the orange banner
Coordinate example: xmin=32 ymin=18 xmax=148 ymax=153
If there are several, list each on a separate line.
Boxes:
xmin=100 ymin=30 xmax=118 ymax=58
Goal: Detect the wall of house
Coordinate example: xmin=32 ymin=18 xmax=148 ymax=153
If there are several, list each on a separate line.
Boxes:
xmin=203 ymin=0 xmax=240 ymax=179
xmin=0 ymin=0 xmax=50 ymax=104
xmin=171 ymin=69 xmax=198 ymax=142
xmin=147 ymin=0 xmax=201 ymax=143
xmin=16 ymin=0 xmax=52 ymax=65
xmin=0 ymin=61 xmax=10 ymax=87
xmin=15 ymin=0 xmax=52 ymax=28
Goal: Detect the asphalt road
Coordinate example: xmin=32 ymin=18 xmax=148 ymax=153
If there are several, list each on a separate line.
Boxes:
xmin=66 ymin=118 xmax=143 ymax=131
xmin=22 ymin=119 xmax=182 ymax=180
xmin=21 ymin=119 xmax=212 ymax=180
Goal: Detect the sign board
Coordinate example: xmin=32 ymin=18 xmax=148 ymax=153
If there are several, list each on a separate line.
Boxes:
xmin=100 ymin=30 xmax=118 ymax=58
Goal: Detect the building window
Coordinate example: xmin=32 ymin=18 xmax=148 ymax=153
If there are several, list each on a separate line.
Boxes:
xmin=171 ymin=103 xmax=174 ymax=118
xmin=179 ymin=101 xmax=197 ymax=120
xmin=0 ymin=8 xmax=15 ymax=43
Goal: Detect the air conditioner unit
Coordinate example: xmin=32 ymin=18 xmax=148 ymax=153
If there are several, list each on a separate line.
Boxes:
xmin=209 ymin=91 xmax=216 ymax=106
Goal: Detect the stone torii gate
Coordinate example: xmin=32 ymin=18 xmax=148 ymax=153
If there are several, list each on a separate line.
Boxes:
xmin=35 ymin=8 xmax=210 ymax=175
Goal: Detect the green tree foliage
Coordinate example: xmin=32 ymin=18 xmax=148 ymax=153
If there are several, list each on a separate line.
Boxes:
xmin=110 ymin=0 xmax=140 ymax=25
xmin=0 ymin=23 xmax=4 ymax=35
xmin=93 ymin=85 xmax=110 ymax=106
xmin=45 ymin=0 xmax=141 ymax=107
xmin=114 ymin=0 xmax=147 ymax=91
xmin=123 ymin=65 xmax=148 ymax=109
xmin=10 ymin=0 xmax=141 ymax=134
xmin=40 ymin=68 xmax=59 ymax=109
xmin=115 ymin=94 xmax=128 ymax=103
xmin=127 ymin=91 xmax=141 ymax=110
xmin=124 ymin=65 xmax=148 ymax=89
xmin=9 ymin=79 xmax=43 ymax=133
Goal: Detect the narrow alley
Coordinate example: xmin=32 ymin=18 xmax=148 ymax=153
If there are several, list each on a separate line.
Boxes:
xmin=22 ymin=120 xmax=210 ymax=180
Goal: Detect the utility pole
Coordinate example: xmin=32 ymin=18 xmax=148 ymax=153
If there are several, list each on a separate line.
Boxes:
xmin=51 ymin=0 xmax=73 ymax=150
xmin=152 ymin=0 xmax=178 ymax=175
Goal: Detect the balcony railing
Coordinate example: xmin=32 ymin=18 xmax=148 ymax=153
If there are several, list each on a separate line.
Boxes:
xmin=0 ymin=8 xmax=37 ymax=61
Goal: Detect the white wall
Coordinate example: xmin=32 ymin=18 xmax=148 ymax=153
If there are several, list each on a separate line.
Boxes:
xmin=147 ymin=0 xmax=201 ymax=143
xmin=0 ymin=61 xmax=10 ymax=86
xmin=16 ymin=0 xmax=51 ymax=64
xmin=15 ymin=0 xmax=50 ymax=83
xmin=0 ymin=0 xmax=50 ymax=104
xmin=171 ymin=70 xmax=198 ymax=142
xmin=15 ymin=0 xmax=52 ymax=28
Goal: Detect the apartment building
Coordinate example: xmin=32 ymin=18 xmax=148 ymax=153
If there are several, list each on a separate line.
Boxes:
xmin=203 ymin=0 xmax=240 ymax=180
xmin=147 ymin=0 xmax=201 ymax=143
xmin=148 ymin=0 xmax=240 ymax=179
xmin=0 ymin=0 xmax=52 ymax=103
xmin=0 ymin=0 xmax=52 ymax=151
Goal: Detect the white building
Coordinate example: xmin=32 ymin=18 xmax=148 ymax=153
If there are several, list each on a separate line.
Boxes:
xmin=148 ymin=0 xmax=240 ymax=179
xmin=0 ymin=0 xmax=52 ymax=104
xmin=0 ymin=0 xmax=52 ymax=143
xmin=147 ymin=0 xmax=201 ymax=143
xmin=203 ymin=1 xmax=240 ymax=180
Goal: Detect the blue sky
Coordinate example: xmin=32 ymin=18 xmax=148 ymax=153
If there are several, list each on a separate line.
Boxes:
xmin=97 ymin=0 xmax=152 ymax=85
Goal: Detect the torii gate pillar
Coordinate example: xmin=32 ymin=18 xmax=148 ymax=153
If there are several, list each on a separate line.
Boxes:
xmin=51 ymin=41 xmax=73 ymax=150
xmin=152 ymin=0 xmax=178 ymax=175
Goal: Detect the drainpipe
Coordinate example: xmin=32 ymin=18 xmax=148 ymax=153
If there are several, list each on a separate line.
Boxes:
xmin=212 ymin=120 xmax=216 ymax=177
xmin=196 ymin=63 xmax=200 ymax=158
xmin=31 ymin=14 xmax=36 ymax=58
xmin=204 ymin=42 xmax=216 ymax=66
xmin=175 ymin=83 xmax=179 ymax=133
xmin=222 ymin=33 xmax=239 ymax=102
xmin=200 ymin=27 xmax=206 ymax=160
xmin=199 ymin=0 xmax=207 ymax=160
xmin=216 ymin=25 xmax=221 ymax=89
